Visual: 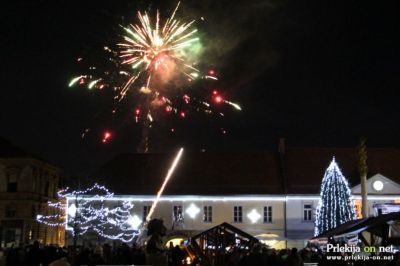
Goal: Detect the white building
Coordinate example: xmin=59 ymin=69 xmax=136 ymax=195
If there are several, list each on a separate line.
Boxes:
xmin=89 ymin=146 xmax=400 ymax=249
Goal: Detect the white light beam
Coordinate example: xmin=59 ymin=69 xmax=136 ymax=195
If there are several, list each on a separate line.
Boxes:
xmin=146 ymin=148 xmax=184 ymax=222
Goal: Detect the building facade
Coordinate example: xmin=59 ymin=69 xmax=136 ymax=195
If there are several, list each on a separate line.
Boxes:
xmin=0 ymin=139 xmax=63 ymax=247
xmin=89 ymin=147 xmax=400 ymax=249
xmin=73 ymin=174 xmax=398 ymax=249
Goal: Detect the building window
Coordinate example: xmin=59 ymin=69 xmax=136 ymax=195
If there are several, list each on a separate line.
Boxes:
xmin=203 ymin=206 xmax=212 ymax=223
xmin=233 ymin=206 xmax=243 ymax=223
xmin=143 ymin=205 xmax=151 ymax=221
xmin=173 ymin=205 xmax=183 ymax=222
xmin=7 ymin=174 xmax=17 ymax=192
xmin=263 ymin=206 xmax=272 ymax=223
xmin=303 ymin=204 xmax=313 ymax=221
xmin=5 ymin=205 xmax=16 ymax=218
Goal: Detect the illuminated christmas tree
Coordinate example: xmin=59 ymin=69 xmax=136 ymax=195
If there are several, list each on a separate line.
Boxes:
xmin=37 ymin=183 xmax=140 ymax=243
xmin=90 ymin=200 xmax=142 ymax=242
xmin=314 ymin=158 xmax=356 ymax=236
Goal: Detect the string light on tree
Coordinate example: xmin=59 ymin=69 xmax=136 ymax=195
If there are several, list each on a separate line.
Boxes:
xmin=37 ymin=183 xmax=141 ymax=242
xmin=314 ymin=158 xmax=357 ymax=236
xmin=88 ymin=200 xmax=141 ymax=242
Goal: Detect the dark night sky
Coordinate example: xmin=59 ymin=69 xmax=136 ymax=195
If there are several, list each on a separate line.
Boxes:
xmin=0 ymin=0 xmax=399 ymax=175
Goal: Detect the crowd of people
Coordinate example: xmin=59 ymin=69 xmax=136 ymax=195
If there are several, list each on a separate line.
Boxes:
xmin=223 ymin=245 xmax=400 ymax=266
xmin=1 ymin=241 xmax=400 ymax=266
xmin=0 ymin=240 xmax=192 ymax=266
xmin=1 ymin=217 xmax=400 ymax=266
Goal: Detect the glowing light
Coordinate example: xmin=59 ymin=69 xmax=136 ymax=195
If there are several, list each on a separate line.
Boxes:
xmin=38 ymin=183 xmax=140 ymax=242
xmin=373 ymin=180 xmax=384 ymax=191
xmin=69 ymin=76 xmax=85 ymax=87
xmin=62 ymin=184 xmax=140 ymax=242
xmin=88 ymin=79 xmax=101 ymax=89
xmin=226 ymin=101 xmax=242 ymax=111
xmin=102 ymin=131 xmax=112 ymax=143
xmin=148 ymin=113 xmax=154 ymax=122
xmin=68 ymin=204 xmax=77 ymax=218
xmin=146 ymin=148 xmax=184 ymax=222
xmin=205 ymin=75 xmax=218 ymax=80
xmin=69 ymin=195 xmax=287 ymax=202
xmin=64 ymin=194 xmax=400 ymax=207
xmin=127 ymin=215 xmax=142 ymax=230
xmin=117 ymin=2 xmax=200 ymax=101
xmin=186 ymin=203 xmax=200 ymax=218
xmin=314 ymin=158 xmax=356 ymax=236
xmin=190 ymin=72 xmax=199 ymax=78
xmin=183 ymin=95 xmax=190 ymax=104
xmin=247 ymin=209 xmax=261 ymax=223
xmin=68 ymin=3 xmax=242 ymax=150
xmin=214 ymin=96 xmax=223 ymax=103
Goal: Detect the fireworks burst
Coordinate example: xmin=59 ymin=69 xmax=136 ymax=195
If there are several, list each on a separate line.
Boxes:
xmin=118 ymin=2 xmax=199 ymax=100
xmin=69 ymin=2 xmax=241 ymax=150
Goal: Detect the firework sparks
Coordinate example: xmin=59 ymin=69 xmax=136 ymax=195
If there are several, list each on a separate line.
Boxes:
xmin=102 ymin=131 xmax=112 ymax=143
xmin=69 ymin=3 xmax=241 ymax=149
xmin=117 ymin=2 xmax=200 ymax=101
xmin=212 ymin=91 xmax=242 ymax=110
xmin=69 ymin=76 xmax=86 ymax=87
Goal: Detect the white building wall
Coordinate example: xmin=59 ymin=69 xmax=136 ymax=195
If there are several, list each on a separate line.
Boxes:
xmin=66 ymin=174 xmax=400 ymax=250
xmin=85 ymin=197 xmax=288 ymax=246
xmin=132 ymin=200 xmax=286 ymax=237
xmin=286 ymin=196 xmax=318 ymax=233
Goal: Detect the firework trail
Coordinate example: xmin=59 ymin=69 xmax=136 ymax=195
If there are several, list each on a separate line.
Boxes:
xmin=69 ymin=3 xmax=241 ymax=150
xmin=146 ymin=147 xmax=184 ymax=222
xmin=134 ymin=147 xmax=184 ymax=245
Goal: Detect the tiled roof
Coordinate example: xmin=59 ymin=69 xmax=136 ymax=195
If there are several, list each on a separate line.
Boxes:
xmin=94 ymin=152 xmax=282 ymax=195
xmin=94 ymin=148 xmax=400 ymax=195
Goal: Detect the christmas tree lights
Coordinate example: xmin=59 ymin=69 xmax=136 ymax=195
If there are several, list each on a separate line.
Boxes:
xmin=314 ymin=158 xmax=356 ymax=236
xmin=37 ymin=183 xmax=141 ymax=242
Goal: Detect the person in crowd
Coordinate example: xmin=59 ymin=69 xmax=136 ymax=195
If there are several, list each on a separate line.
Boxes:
xmin=48 ymin=250 xmax=70 ymax=266
xmin=172 ymin=244 xmax=186 ymax=266
xmin=26 ymin=241 xmax=43 ymax=266
xmin=243 ymin=244 xmax=265 ymax=266
xmin=146 ymin=218 xmax=168 ymax=266
xmin=287 ymin=247 xmax=302 ymax=266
